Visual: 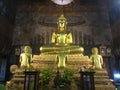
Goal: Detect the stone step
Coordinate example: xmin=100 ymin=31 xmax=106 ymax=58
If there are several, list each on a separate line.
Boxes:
xmin=94 ymin=75 xmax=109 ymax=79
xmin=94 ymin=79 xmax=111 ymax=82
xmin=95 ymin=85 xmax=115 ymax=90
xmin=94 ymin=69 xmax=108 ymax=77
xmin=94 ymin=79 xmax=113 ymax=85
xmin=11 ymin=78 xmax=25 ymax=83
xmin=95 ymin=69 xmax=108 ymax=74
xmin=14 ymin=74 xmax=25 ymax=78
xmin=95 ymin=72 xmax=108 ymax=76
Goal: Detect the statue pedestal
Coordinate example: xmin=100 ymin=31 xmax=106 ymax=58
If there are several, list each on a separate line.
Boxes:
xmin=31 ymin=54 xmax=90 ymax=73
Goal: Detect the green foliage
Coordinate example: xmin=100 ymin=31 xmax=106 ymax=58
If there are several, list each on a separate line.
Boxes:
xmin=0 ymin=84 xmax=5 ymax=90
xmin=41 ymin=68 xmax=52 ymax=85
xmin=54 ymin=68 xmax=74 ymax=89
xmin=63 ymin=68 xmax=74 ymax=83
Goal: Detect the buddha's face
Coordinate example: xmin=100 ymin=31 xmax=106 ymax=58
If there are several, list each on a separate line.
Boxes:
xmin=58 ymin=19 xmax=67 ymax=32
xmin=58 ymin=19 xmax=66 ymax=28
xmin=24 ymin=46 xmax=31 ymax=53
xmin=57 ymin=14 xmax=67 ymax=31
xmin=92 ymin=48 xmax=98 ymax=54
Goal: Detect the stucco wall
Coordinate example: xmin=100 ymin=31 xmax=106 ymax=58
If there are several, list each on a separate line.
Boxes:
xmin=12 ymin=1 xmax=112 ymax=50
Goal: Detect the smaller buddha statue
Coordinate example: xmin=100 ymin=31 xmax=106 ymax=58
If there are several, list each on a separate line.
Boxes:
xmin=19 ymin=46 xmax=32 ymax=69
xmin=90 ymin=47 xmax=103 ymax=69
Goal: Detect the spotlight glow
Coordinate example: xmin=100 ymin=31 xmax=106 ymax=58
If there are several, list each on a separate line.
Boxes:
xmin=114 ymin=73 xmax=120 ymax=79
xmin=110 ymin=79 xmax=114 ymax=82
xmin=51 ymin=0 xmax=73 ymax=5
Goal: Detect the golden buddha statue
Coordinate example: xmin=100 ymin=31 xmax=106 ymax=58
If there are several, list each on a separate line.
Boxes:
xmin=39 ymin=14 xmax=85 ymax=70
xmin=51 ymin=14 xmax=72 ymax=45
xmin=40 ymin=14 xmax=83 ymax=54
xmin=90 ymin=47 xmax=103 ymax=69
xmin=19 ymin=46 xmax=32 ymax=69
xmin=31 ymin=14 xmax=91 ymax=72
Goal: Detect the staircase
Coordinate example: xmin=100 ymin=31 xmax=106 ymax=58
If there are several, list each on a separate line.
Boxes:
xmin=94 ymin=69 xmax=115 ymax=90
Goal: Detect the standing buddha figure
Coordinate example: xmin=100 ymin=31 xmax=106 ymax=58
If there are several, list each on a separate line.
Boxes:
xmin=90 ymin=47 xmax=103 ymax=69
xmin=19 ymin=46 xmax=32 ymax=70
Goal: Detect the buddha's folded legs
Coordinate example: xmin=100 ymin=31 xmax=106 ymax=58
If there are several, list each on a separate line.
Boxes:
xmin=40 ymin=46 xmax=84 ymax=54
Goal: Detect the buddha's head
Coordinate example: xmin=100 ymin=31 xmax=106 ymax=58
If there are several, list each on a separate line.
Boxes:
xmin=57 ymin=14 xmax=67 ymax=32
xmin=92 ymin=47 xmax=98 ymax=55
xmin=24 ymin=46 xmax=32 ymax=53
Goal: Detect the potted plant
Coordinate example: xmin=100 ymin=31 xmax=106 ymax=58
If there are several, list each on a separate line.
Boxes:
xmin=54 ymin=68 xmax=74 ymax=89
xmin=41 ymin=68 xmax=52 ymax=89
xmin=63 ymin=68 xmax=74 ymax=85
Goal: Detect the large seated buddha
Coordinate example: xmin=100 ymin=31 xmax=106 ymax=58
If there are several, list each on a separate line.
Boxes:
xmin=32 ymin=14 xmax=90 ymax=71
xmin=40 ymin=14 xmax=84 ymax=54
